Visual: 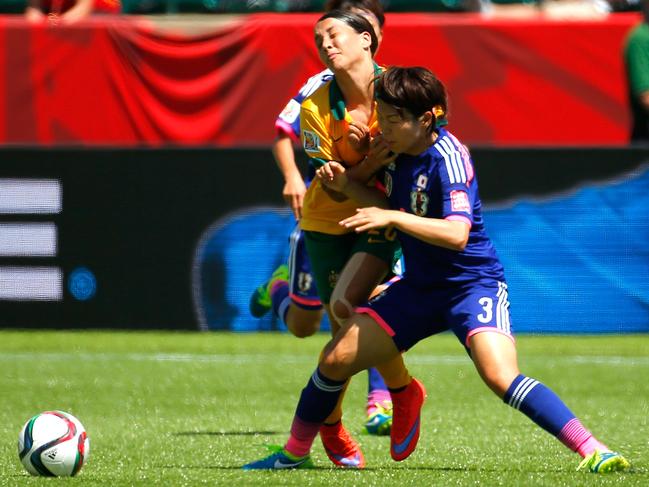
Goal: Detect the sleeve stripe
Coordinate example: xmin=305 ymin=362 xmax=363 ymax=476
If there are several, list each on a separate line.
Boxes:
xmin=438 ymin=137 xmax=467 ymax=184
xmin=445 ymin=215 xmax=471 ymax=226
xmin=435 ymin=143 xmax=456 ymax=184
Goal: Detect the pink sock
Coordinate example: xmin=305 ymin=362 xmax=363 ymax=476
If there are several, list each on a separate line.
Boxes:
xmin=558 ymin=418 xmax=609 ymax=457
xmin=367 ymin=389 xmax=392 ymax=415
xmin=285 ymin=416 xmax=320 ymax=458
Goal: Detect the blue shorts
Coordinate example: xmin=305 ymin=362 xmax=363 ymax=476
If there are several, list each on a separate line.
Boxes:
xmin=287 ymin=225 xmax=322 ymax=310
xmin=357 ymin=277 xmax=514 ymax=353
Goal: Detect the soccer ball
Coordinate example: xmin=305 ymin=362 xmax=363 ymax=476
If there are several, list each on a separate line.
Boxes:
xmin=17 ymin=411 xmax=89 ymax=477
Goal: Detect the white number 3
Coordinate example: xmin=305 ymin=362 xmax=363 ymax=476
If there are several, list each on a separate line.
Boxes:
xmin=477 ymin=297 xmax=493 ymax=323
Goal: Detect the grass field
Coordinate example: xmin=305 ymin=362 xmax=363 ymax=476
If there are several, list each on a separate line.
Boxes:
xmin=0 ymin=330 xmax=647 ymax=486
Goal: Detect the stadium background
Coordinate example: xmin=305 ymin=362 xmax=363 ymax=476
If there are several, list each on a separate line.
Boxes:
xmin=0 ymin=6 xmax=648 ymax=335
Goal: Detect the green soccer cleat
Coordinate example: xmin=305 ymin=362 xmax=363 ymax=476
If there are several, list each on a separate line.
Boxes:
xmin=577 ymin=450 xmax=631 ymax=473
xmin=365 ymin=401 xmax=393 ymax=436
xmin=249 ymin=264 xmax=289 ymax=318
xmin=242 ymin=444 xmax=315 ymax=470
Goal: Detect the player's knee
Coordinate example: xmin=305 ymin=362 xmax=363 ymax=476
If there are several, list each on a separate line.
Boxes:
xmin=286 ymin=307 xmax=321 ymax=338
xmin=320 ymin=343 xmax=355 ymax=379
xmin=287 ymin=321 xmax=318 ymax=338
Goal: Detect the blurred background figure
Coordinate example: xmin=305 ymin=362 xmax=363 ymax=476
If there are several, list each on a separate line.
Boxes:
xmin=25 ymin=0 xmax=121 ymax=25
xmin=624 ymin=0 xmax=649 ymax=143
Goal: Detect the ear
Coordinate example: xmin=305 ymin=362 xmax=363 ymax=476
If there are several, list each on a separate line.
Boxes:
xmin=421 ymin=111 xmax=434 ymax=130
xmin=360 ymin=31 xmax=372 ymax=51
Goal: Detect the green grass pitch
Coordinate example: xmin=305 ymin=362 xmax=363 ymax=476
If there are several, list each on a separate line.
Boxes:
xmin=0 ymin=330 xmax=647 ymax=486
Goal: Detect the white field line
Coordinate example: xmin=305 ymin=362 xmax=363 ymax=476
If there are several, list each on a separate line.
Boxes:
xmin=0 ymin=352 xmax=647 ymax=366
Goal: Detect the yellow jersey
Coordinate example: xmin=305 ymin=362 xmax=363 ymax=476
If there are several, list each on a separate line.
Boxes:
xmin=299 ymin=77 xmax=380 ymax=235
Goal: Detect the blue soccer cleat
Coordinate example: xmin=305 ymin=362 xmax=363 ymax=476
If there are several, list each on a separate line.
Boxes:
xmin=577 ymin=450 xmax=631 ymax=473
xmin=249 ymin=265 xmax=289 ymax=318
xmin=364 ymin=401 xmax=393 ymax=436
xmin=242 ymin=444 xmax=314 ymax=470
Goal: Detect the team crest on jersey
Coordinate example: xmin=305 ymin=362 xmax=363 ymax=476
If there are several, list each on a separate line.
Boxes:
xmin=416 ymin=174 xmax=428 ymax=189
xmin=450 ymin=190 xmax=471 ymax=213
xmin=303 ymin=130 xmax=320 ymax=153
xmin=410 ymin=190 xmax=429 ymax=216
xmin=279 ymin=99 xmax=300 ymax=124
xmin=298 ymin=272 xmax=313 ymax=292
xmin=384 ymin=172 xmax=393 ymax=196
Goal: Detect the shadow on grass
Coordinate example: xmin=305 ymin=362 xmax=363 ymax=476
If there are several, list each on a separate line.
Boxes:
xmin=155 ymin=465 xmax=529 ymax=472
xmin=173 ymin=431 xmax=282 ymax=436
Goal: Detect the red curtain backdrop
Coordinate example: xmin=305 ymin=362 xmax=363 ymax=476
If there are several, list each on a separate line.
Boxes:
xmin=0 ymin=13 xmax=641 ymax=146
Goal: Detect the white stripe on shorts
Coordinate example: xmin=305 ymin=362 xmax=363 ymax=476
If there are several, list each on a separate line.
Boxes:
xmin=288 ymin=225 xmax=301 ymax=289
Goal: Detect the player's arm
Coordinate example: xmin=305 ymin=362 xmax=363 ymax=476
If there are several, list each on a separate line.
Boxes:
xmin=336 ymin=147 xmax=474 ymax=251
xmin=345 ymin=133 xmax=397 ymax=184
xmin=25 ymin=0 xmax=46 ymax=22
xmin=316 ymin=161 xmax=389 ymax=209
xmin=272 ymin=134 xmax=307 ymax=220
xmin=60 ymin=0 xmax=94 ymax=23
xmin=342 ymin=209 xmax=469 ymax=251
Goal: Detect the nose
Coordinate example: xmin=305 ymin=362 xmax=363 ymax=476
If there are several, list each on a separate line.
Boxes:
xmin=320 ymin=35 xmax=334 ymax=51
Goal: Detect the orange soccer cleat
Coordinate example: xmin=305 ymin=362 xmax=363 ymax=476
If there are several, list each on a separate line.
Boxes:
xmin=390 ymin=377 xmax=426 ymax=461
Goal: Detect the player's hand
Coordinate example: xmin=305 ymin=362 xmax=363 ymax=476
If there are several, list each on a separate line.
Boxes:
xmin=348 ymin=122 xmax=371 ymax=154
xmin=25 ymin=7 xmax=46 ymax=23
xmin=316 ymin=162 xmax=349 ymax=202
xmin=316 ymin=161 xmax=348 ymax=192
xmin=340 ymin=207 xmax=393 ymax=232
xmin=366 ymin=134 xmax=397 ymax=169
xmin=283 ymin=176 xmax=306 ymax=220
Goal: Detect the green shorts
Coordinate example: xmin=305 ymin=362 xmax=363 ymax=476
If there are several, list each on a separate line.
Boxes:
xmin=304 ymin=228 xmax=401 ymax=304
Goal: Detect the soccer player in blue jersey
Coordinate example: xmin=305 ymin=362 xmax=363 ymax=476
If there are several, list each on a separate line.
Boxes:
xmin=249 ymin=0 xmax=394 ymax=442
xmin=243 ymin=66 xmax=631 ymax=473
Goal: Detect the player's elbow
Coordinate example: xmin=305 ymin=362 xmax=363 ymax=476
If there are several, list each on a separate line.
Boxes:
xmin=446 ymin=221 xmax=470 ymax=251
xmin=455 ymin=233 xmax=469 ymax=251
xmin=448 ymin=238 xmax=468 ymax=252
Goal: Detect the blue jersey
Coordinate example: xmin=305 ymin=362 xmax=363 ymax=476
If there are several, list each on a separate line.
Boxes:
xmin=275 ymin=69 xmax=334 ymax=141
xmin=382 ymin=128 xmax=505 ymax=286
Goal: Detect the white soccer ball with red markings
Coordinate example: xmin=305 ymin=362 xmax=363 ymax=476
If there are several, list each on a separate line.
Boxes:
xmin=17 ymin=411 xmax=89 ymax=477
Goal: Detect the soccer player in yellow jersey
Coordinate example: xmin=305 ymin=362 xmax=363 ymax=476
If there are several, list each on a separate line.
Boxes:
xmin=248 ymin=1 xmax=395 ymax=440
xmin=288 ymin=10 xmax=401 ymax=468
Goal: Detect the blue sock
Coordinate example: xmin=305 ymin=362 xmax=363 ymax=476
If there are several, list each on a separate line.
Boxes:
xmin=367 ymin=367 xmax=388 ymax=393
xmin=295 ymin=368 xmax=346 ymax=423
xmin=270 ymin=282 xmax=291 ymax=325
xmin=503 ymin=374 xmax=576 ymax=437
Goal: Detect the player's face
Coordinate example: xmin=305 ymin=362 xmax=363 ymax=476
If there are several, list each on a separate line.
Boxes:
xmin=314 ymin=18 xmax=372 ymax=71
xmin=377 ymin=100 xmax=432 ymax=156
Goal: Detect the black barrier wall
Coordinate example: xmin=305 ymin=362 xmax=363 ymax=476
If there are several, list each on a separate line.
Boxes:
xmin=0 ymin=147 xmax=647 ymax=330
